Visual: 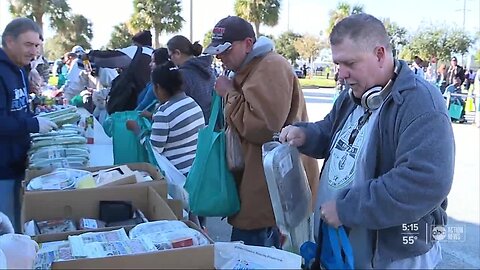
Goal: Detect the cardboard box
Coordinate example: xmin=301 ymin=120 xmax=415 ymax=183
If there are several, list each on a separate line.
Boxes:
xmin=167 ymin=199 xmax=183 ymax=220
xmin=21 ymin=184 xmax=179 ymax=242
xmin=52 ymin=245 xmax=214 ymax=269
xmin=23 ymin=163 xmax=167 ymax=197
xmin=39 ymin=220 xmax=214 ymax=269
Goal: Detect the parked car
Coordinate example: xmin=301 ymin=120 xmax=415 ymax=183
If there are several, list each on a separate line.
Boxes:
xmin=293 ymin=68 xmax=305 ymax=79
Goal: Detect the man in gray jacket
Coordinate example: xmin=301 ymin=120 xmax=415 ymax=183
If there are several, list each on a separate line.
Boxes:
xmin=280 ymin=14 xmax=454 ymax=269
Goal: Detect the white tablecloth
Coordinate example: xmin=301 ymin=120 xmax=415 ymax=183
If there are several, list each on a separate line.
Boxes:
xmin=77 ymin=108 xmax=114 ymax=166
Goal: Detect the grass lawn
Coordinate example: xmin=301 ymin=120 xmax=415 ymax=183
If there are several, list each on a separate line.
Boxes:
xmin=299 ymin=75 xmax=336 ymax=88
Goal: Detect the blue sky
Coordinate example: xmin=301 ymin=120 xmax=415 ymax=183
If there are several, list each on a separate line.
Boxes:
xmin=1 ymin=0 xmax=479 ymax=49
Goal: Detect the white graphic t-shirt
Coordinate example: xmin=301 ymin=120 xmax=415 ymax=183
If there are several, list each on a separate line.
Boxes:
xmin=327 ymin=110 xmax=368 ymax=190
xmin=314 ymin=105 xmax=378 ymax=268
xmin=315 ymin=106 xmax=369 ymax=208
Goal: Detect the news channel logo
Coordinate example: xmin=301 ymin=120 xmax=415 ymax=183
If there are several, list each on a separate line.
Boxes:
xmin=431 ymin=225 xmax=466 ymax=242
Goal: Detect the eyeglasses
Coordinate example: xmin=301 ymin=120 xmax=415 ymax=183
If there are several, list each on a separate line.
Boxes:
xmin=348 ymin=110 xmax=372 ymax=145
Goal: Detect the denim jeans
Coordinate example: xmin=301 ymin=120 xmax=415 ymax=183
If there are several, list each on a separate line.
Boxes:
xmin=231 ymin=227 xmax=281 ymax=248
xmin=0 ymin=179 xmax=21 ymax=233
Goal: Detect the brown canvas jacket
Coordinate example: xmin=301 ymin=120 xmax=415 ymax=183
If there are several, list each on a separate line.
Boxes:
xmin=225 ymin=51 xmax=319 ymax=229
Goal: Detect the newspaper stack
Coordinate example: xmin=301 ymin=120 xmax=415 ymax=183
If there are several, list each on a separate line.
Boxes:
xmin=33 ymin=221 xmax=211 ymax=269
xmin=34 ymin=241 xmax=73 ymax=270
xmin=69 ymin=228 xmax=130 ymax=258
xmin=84 ymin=239 xmax=156 ymax=258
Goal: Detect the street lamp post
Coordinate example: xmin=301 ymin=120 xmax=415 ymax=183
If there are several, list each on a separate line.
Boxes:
xmin=287 ymin=0 xmax=290 ymax=31
xmin=190 ymin=0 xmax=193 ymax=41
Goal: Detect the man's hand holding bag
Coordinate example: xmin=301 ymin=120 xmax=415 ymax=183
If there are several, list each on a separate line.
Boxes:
xmin=226 ymin=125 xmax=245 ymax=172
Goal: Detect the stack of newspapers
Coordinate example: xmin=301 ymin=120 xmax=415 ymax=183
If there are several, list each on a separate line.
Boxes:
xmin=34 ymin=221 xmax=210 ymax=269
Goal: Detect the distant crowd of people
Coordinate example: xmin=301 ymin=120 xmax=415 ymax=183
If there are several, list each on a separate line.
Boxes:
xmin=410 ymin=55 xmax=479 ymax=124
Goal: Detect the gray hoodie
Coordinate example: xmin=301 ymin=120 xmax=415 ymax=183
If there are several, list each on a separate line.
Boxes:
xmin=180 ymin=55 xmax=216 ymax=124
xmin=239 ymin=36 xmax=275 ymax=70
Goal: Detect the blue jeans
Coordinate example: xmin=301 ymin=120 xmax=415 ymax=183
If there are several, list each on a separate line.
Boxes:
xmin=0 ymin=179 xmax=21 ymax=233
xmin=231 ymin=227 xmax=281 ymax=248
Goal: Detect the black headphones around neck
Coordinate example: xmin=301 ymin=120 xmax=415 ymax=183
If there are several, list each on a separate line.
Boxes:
xmin=348 ymin=59 xmax=401 ymax=110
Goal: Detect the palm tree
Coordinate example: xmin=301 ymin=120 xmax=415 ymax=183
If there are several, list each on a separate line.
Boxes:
xmin=234 ymin=0 xmax=281 ymax=36
xmin=44 ymin=14 xmax=93 ymax=59
xmin=108 ymin=23 xmax=135 ymax=49
xmin=382 ymin=18 xmax=408 ymax=58
xmin=326 ymin=2 xmax=364 ymax=35
xmin=130 ymin=0 xmax=184 ymax=48
xmin=8 ymin=0 xmax=70 ymax=33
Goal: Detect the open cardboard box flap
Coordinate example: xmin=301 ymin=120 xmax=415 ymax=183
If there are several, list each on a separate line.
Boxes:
xmin=22 ymin=184 xmax=182 ymax=242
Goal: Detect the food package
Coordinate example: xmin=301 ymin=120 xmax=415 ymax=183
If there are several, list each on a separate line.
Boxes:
xmin=137 ymin=228 xmax=210 ymax=251
xmin=36 ymin=219 xmax=77 ymax=235
xmin=29 ymin=156 xmax=89 ymax=170
xmin=29 ymin=146 xmax=89 ymax=162
xmin=78 ymin=218 xmax=106 ymax=230
xmin=35 ymin=105 xmax=80 ymax=127
xmin=26 ymin=168 xmax=93 ymax=191
xmin=128 ymin=220 xmax=188 ymax=239
xmin=30 ymin=136 xmax=87 ymax=150
xmin=262 ymin=141 xmax=314 ymax=253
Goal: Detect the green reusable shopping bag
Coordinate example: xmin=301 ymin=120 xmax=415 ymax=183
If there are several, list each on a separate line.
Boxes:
xmin=448 ymin=100 xmax=463 ymax=120
xmin=103 ymin=111 xmax=151 ymax=165
xmin=184 ymin=92 xmax=240 ymax=217
xmin=57 ymin=74 xmax=67 ymax=88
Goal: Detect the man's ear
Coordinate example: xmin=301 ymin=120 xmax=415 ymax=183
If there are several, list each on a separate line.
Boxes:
xmin=245 ymin=38 xmax=255 ymax=53
xmin=4 ymin=36 xmax=16 ymax=49
xmin=374 ymin=46 xmax=387 ymax=66
xmin=173 ymin=49 xmax=181 ymax=57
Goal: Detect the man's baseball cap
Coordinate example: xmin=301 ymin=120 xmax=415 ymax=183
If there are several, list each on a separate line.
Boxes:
xmin=204 ymin=16 xmax=256 ymax=55
xmin=451 ymin=56 xmax=457 ymax=61
xmin=71 ymin=45 xmax=85 ymax=55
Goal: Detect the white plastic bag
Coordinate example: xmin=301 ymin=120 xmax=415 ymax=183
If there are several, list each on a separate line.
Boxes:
xmin=0 ymin=249 xmax=6 ymax=270
xmin=139 ymin=228 xmax=209 ymax=251
xmin=0 ymin=234 xmax=39 ymax=269
xmin=129 ymin=220 xmax=188 ymax=239
xmin=0 ymin=212 xmax=14 ymax=235
xmin=214 ymin=242 xmax=302 ymax=269
xmin=150 ymin=147 xmax=190 ymax=210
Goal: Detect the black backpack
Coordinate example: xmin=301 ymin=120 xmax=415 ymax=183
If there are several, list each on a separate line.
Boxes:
xmin=106 ymin=46 xmax=142 ymax=114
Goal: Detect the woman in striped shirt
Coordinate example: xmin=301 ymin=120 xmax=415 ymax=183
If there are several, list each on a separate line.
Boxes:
xmin=127 ymin=61 xmax=205 ymax=175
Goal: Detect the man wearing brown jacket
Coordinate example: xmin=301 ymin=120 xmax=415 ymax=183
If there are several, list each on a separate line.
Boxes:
xmin=205 ymin=16 xmax=319 ymax=247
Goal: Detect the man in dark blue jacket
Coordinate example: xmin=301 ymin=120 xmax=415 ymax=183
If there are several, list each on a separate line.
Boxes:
xmin=0 ymin=18 xmax=57 ymax=232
